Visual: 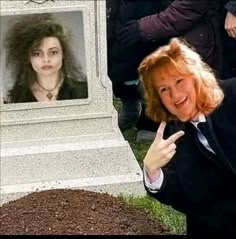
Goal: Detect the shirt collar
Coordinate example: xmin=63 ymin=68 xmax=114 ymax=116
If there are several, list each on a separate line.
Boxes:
xmin=190 ymin=113 xmax=206 ymax=128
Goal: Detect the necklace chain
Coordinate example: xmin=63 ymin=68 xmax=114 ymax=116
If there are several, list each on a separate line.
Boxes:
xmin=36 ymin=77 xmax=62 ymax=100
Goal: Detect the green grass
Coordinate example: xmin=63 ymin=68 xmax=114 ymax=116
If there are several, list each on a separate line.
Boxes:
xmin=114 ymin=98 xmax=186 ymax=235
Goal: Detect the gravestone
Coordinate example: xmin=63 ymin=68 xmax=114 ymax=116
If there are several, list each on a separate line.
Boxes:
xmin=0 ymin=0 xmax=146 ymax=206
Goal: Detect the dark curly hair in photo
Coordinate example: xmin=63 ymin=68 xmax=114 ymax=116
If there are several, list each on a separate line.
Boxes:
xmin=4 ymin=13 xmax=87 ymax=103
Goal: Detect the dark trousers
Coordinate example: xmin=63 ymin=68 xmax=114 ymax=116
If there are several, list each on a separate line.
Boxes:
xmin=136 ymin=102 xmax=158 ymax=132
xmin=112 ymin=82 xmax=158 ymax=131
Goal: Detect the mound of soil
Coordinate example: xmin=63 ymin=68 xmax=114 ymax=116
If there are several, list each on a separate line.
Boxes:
xmin=0 ymin=189 xmax=169 ymax=235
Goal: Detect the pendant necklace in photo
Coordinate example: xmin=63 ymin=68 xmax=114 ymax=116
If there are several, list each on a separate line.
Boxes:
xmin=36 ymin=78 xmax=62 ymax=100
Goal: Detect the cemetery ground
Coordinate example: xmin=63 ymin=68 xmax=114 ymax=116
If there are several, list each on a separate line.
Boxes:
xmin=0 ymin=99 xmax=186 ymax=235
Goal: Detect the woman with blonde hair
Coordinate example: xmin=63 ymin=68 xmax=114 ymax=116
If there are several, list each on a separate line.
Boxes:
xmin=139 ymin=38 xmax=236 ymax=236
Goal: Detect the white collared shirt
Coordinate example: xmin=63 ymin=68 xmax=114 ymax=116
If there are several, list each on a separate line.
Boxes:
xmin=143 ymin=168 xmax=164 ymax=193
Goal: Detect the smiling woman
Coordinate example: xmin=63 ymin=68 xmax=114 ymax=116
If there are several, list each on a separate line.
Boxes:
xmin=152 ymin=70 xmax=198 ymax=122
xmin=139 ymin=38 xmax=236 ymax=236
xmin=3 ymin=13 xmax=88 ymax=103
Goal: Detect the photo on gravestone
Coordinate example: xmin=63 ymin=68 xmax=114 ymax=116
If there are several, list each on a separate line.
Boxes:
xmin=1 ymin=11 xmax=88 ymax=104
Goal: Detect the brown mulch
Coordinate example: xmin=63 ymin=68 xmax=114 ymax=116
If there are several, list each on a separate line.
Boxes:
xmin=0 ymin=189 xmax=169 ymax=235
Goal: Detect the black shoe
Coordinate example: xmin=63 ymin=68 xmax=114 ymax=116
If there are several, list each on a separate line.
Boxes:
xmin=118 ymin=99 xmax=141 ymax=131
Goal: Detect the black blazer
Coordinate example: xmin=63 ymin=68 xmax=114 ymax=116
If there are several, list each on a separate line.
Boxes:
xmin=144 ymin=77 xmax=236 ymax=235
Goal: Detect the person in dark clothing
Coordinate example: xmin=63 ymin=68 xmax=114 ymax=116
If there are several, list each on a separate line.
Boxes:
xmin=224 ymin=0 xmax=236 ymax=38
xmin=220 ymin=0 xmax=236 ymax=78
xmin=107 ymin=0 xmax=164 ymax=135
xmin=3 ymin=13 xmax=88 ymax=103
xmin=140 ymin=38 xmax=236 ymax=236
xmin=107 ymin=0 xmax=223 ymax=142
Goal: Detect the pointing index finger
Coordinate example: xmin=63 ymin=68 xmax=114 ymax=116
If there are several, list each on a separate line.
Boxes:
xmin=167 ymin=130 xmax=185 ymax=145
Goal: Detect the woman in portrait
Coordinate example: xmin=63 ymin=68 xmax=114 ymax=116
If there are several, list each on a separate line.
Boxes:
xmin=3 ymin=13 xmax=88 ymax=103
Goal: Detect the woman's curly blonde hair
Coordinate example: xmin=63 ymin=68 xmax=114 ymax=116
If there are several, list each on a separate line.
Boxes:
xmin=138 ymin=38 xmax=224 ymax=123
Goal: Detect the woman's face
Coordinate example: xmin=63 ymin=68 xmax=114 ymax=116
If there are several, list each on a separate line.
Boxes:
xmin=153 ymin=70 xmax=199 ymax=122
xmin=30 ymin=37 xmax=63 ymax=78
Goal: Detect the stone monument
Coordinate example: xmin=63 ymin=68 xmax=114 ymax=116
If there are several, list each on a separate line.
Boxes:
xmin=0 ymin=0 xmax=146 ymax=206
